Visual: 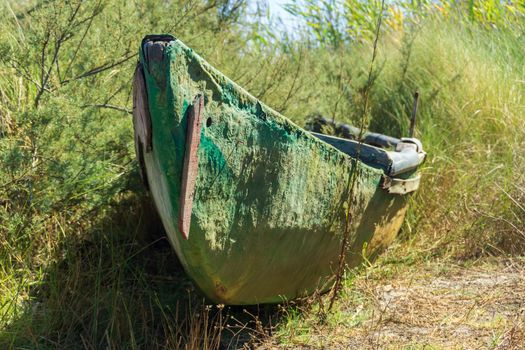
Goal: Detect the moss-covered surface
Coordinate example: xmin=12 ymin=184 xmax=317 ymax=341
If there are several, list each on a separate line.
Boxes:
xmin=137 ymin=36 xmax=411 ymax=304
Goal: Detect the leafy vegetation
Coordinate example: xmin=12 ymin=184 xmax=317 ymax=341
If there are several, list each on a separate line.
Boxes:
xmin=1 ymin=0 xmax=524 ymax=348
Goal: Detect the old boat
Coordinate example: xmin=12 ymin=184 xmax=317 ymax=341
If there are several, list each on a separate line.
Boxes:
xmin=133 ymin=35 xmax=425 ymax=305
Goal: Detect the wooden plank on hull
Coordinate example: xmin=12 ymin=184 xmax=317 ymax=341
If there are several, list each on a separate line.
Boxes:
xmin=178 ymin=95 xmax=204 ymax=240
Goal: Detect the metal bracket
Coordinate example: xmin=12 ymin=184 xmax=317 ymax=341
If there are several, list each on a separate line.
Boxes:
xmin=382 ymin=174 xmax=421 ymax=195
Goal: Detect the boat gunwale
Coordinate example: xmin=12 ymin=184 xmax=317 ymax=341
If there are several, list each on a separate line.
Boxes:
xmin=139 ymin=34 xmax=423 ymax=184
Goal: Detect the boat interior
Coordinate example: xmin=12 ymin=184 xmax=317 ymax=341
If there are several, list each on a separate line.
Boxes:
xmin=305 ymin=117 xmax=425 ymax=177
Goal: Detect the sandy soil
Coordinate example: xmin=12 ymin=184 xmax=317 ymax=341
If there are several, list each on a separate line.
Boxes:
xmin=264 ymin=258 xmax=525 ymax=349
xmin=348 ymin=260 xmax=525 ymax=349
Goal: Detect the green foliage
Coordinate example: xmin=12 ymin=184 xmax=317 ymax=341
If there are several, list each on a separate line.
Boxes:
xmin=0 ymin=0 xmax=277 ymax=347
xmin=286 ymin=0 xmax=525 ymax=44
xmin=284 ymin=0 xmax=345 ymax=47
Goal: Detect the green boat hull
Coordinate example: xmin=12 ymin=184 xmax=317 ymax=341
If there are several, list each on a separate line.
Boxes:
xmin=133 ymin=35 xmax=419 ymax=305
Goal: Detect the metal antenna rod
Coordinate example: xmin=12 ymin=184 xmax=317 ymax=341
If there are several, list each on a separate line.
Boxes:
xmin=409 ymin=91 xmax=419 ymax=138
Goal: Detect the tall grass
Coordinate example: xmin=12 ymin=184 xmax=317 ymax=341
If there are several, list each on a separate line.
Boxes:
xmin=401 ymin=21 xmax=525 ymax=257
xmin=264 ymin=15 xmax=525 ymax=258
xmin=1 ymin=0 xmax=524 ymax=348
xmin=0 ymin=1 xmax=281 ymax=347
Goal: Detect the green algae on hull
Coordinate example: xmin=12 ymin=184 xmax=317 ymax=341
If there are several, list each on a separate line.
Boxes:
xmin=133 ymin=35 xmax=421 ymax=305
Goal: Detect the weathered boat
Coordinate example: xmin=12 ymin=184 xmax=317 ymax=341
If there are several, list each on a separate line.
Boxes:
xmin=133 ymin=34 xmax=426 ymax=305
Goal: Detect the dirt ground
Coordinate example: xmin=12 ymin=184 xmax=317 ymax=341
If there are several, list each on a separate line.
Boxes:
xmin=265 ymin=258 xmax=525 ymax=349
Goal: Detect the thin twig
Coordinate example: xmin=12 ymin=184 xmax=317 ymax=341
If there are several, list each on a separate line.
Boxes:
xmin=278 ymin=49 xmax=304 ymax=112
xmin=61 ymin=1 xmax=103 ymax=81
xmin=81 ymin=104 xmax=131 ymax=114
xmin=34 ymin=1 xmax=83 ymax=107
xmin=61 ymin=53 xmax=136 ymax=84
xmin=329 ymin=0 xmax=386 ymax=311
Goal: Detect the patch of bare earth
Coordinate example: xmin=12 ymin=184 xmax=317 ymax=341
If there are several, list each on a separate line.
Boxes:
xmin=267 ymin=258 xmax=525 ymax=349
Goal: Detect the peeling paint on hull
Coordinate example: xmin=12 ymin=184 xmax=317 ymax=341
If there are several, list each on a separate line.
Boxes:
xmin=134 ymin=35 xmax=418 ymax=305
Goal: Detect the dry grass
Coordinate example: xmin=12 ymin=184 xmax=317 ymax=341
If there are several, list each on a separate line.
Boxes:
xmin=266 ymin=255 xmax=525 ymax=349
